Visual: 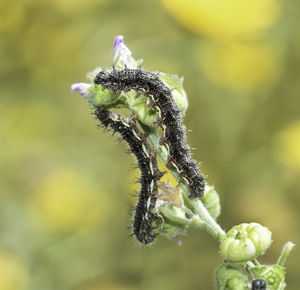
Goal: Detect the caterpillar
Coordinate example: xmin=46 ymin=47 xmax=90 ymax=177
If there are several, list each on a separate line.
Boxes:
xmin=252 ymin=279 xmax=267 ymax=290
xmin=94 ymin=68 xmax=205 ymax=198
xmin=95 ymin=107 xmax=162 ymax=245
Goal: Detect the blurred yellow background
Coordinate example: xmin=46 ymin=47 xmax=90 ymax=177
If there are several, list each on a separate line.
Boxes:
xmin=0 ymin=0 xmax=299 ymax=289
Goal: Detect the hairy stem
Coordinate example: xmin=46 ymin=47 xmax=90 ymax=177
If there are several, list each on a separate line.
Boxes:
xmin=160 ymin=206 xmax=204 ymax=228
xmin=148 ymin=131 xmax=226 ymax=241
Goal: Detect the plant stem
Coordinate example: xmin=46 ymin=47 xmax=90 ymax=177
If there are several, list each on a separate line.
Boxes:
xmin=160 ymin=205 xmax=204 ymax=228
xmin=148 ymin=131 xmax=226 ymax=242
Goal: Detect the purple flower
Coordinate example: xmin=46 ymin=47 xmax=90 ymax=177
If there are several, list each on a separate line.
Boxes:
xmin=113 ymin=35 xmax=125 ymax=50
xmin=71 ymin=82 xmax=92 ymax=97
xmin=113 ymin=35 xmax=132 ymax=62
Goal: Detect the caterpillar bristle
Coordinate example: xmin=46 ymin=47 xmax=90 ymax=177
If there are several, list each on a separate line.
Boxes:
xmin=95 ymin=107 xmax=161 ymax=245
xmin=97 ymin=68 xmax=206 ymax=197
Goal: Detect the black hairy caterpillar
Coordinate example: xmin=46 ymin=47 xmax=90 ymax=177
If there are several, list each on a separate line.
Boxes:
xmin=95 ymin=107 xmax=163 ymax=245
xmin=94 ymin=68 xmax=205 ymax=198
xmin=252 ymin=279 xmax=267 ymax=290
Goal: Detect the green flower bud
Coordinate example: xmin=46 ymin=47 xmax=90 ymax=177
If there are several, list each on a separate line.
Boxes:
xmin=201 ymin=185 xmax=221 ymax=220
xmin=157 ymin=217 xmax=185 ymax=236
xmin=158 ymin=72 xmax=188 ymax=115
xmin=156 ymin=214 xmax=188 ymax=246
xmin=215 ymin=264 xmax=249 ymax=290
xmin=126 ymin=93 xmax=158 ymax=127
xmin=72 ymin=67 xmax=123 ymax=109
xmin=122 ymin=72 xmax=189 ymax=127
xmin=89 ymin=84 xmax=121 ymax=108
xmin=220 ymin=223 xmax=272 ymax=263
xmin=249 ymin=265 xmax=286 ymax=290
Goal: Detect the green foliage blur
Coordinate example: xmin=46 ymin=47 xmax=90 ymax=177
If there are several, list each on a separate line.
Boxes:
xmin=0 ymin=0 xmax=299 ymax=289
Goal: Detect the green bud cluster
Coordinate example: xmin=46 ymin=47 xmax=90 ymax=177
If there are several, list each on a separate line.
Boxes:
xmin=215 ymin=265 xmax=249 ymax=290
xmin=249 ymin=265 xmax=286 ymax=290
xmin=220 ymin=223 xmax=272 ymax=263
xmin=201 ymin=185 xmax=221 ymax=220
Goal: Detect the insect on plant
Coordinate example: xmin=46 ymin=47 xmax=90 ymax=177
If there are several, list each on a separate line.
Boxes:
xmin=72 ymin=35 xmax=294 ymax=290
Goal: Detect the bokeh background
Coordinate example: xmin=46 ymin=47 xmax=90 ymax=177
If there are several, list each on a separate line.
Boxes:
xmin=1 ymin=0 xmax=299 ymax=289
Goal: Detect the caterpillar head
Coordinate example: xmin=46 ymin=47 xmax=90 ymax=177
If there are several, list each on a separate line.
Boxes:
xmin=94 ymin=70 xmax=111 ymax=85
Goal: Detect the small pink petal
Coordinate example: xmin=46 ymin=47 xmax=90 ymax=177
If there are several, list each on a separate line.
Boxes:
xmin=113 ymin=35 xmax=124 ymax=48
xmin=71 ymin=82 xmax=91 ymax=97
xmin=113 ymin=35 xmax=131 ymax=62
